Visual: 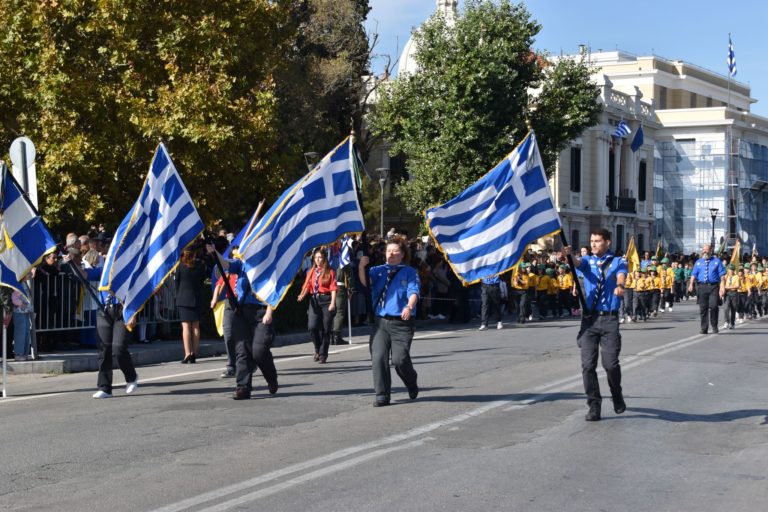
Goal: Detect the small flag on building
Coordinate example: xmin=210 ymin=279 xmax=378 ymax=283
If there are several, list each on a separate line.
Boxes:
xmin=425 ymin=131 xmax=561 ymax=285
xmin=631 ymin=124 xmax=644 ymax=152
xmin=728 ymin=35 xmax=737 ymax=77
xmin=613 ymin=120 xmax=631 ymax=139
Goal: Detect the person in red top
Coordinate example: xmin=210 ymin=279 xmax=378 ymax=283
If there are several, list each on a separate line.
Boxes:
xmin=298 ymin=248 xmax=337 ymax=363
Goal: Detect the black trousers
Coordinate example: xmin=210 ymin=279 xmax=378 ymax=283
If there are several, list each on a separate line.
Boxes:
xmin=621 ymin=288 xmax=634 ymax=317
xmin=577 ymin=315 xmax=622 ymax=407
xmin=223 ymin=307 xmax=236 ymax=371
xmin=371 ymin=316 xmax=417 ymax=402
xmin=233 ymin=304 xmax=277 ymax=392
xmin=480 ymin=284 xmax=502 ymax=324
xmin=96 ymin=307 xmax=137 ymax=394
xmin=557 ymin=290 xmax=572 ymax=315
xmin=696 ymin=283 xmax=720 ymax=332
xmin=308 ymin=294 xmax=335 ymax=357
xmin=724 ymin=292 xmax=738 ymax=326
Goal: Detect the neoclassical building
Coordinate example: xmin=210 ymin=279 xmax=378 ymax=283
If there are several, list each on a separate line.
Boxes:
xmin=551 ymin=72 xmax=658 ymax=254
xmin=367 ymin=3 xmax=768 ymax=255
xmin=558 ymin=50 xmax=768 ymax=254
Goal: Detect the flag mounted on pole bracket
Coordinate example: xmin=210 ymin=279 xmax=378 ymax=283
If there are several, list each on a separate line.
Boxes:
xmin=613 ymin=120 xmax=631 ymax=139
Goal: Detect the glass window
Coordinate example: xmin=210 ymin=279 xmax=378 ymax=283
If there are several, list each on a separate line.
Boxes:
xmin=569 ymin=147 xmax=581 ymax=193
xmin=638 ymin=160 xmax=647 ymax=202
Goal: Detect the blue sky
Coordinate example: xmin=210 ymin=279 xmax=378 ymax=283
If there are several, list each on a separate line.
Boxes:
xmin=365 ymin=0 xmax=768 ymax=117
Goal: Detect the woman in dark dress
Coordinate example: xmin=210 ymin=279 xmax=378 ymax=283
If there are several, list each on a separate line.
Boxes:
xmin=175 ymin=248 xmax=207 ymax=363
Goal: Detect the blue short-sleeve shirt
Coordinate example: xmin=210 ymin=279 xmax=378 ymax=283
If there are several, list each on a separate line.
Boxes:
xmin=576 ymin=251 xmax=627 ymax=311
xmin=690 ymin=256 xmax=726 ymax=284
xmin=368 ymin=264 xmax=420 ymax=317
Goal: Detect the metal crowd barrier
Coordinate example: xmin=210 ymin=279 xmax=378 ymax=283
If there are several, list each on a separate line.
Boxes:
xmin=32 ymin=272 xmax=180 ymax=333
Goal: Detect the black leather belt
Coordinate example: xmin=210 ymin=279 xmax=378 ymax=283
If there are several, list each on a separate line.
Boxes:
xmin=482 ymin=283 xmax=500 ymax=287
xmin=381 ymin=315 xmax=405 ymax=321
xmin=596 ymin=310 xmax=619 ymax=317
xmin=697 ymin=281 xmax=720 ymax=285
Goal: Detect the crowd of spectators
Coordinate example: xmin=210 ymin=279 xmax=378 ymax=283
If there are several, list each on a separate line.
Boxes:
xmin=4 ymin=219 xmax=767 ymax=364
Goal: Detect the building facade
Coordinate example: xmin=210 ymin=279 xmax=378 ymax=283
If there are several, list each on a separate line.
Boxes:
xmin=551 ymin=72 xmax=658 ymax=254
xmin=584 ymin=51 xmax=768 ymax=255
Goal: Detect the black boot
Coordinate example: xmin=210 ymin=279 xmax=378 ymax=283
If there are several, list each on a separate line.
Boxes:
xmin=334 ymin=331 xmax=348 ymax=345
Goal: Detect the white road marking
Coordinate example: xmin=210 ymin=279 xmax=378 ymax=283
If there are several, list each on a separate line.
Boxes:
xmin=0 ymin=328 xmax=468 ymax=404
xmin=152 ymin=328 xmax=721 ymax=512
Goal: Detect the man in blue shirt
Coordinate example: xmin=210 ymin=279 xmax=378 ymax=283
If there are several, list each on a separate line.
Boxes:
xmin=207 ymin=245 xmax=278 ymax=400
xmin=687 ymin=243 xmax=726 ymax=334
xmin=479 ymin=274 xmax=503 ymax=330
xmin=358 ymin=235 xmax=420 ymax=407
xmin=564 ymin=228 xmax=627 ymax=421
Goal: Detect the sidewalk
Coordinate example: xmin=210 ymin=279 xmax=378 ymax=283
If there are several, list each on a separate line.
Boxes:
xmin=2 ymin=326 xmax=374 ymax=375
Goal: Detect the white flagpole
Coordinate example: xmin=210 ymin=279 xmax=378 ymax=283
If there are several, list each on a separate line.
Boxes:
xmin=2 ymin=324 xmax=7 ymax=398
xmin=347 ymin=293 xmax=353 ymax=344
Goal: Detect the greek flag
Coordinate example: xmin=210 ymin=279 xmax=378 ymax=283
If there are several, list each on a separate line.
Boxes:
xmin=613 ymin=120 xmax=631 ymax=138
xmin=426 ymin=132 xmax=561 ymax=284
xmin=238 ymin=138 xmax=364 ymax=308
xmin=728 ymin=35 xmax=737 ymax=77
xmin=339 ymin=235 xmax=353 ymax=267
xmin=0 ymin=163 xmax=57 ymax=296
xmin=99 ymin=143 xmax=204 ymax=323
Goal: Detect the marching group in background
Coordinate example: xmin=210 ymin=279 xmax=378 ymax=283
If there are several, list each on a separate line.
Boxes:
xmin=3 ymin=134 xmax=765 ymax=420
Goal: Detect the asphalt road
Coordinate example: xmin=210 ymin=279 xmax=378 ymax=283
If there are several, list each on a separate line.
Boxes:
xmin=2 ymin=301 xmax=767 ymax=512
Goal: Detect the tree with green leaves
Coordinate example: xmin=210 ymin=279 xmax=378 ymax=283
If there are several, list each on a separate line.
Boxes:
xmin=368 ymin=0 xmax=601 ymax=216
xmin=0 ymin=0 xmax=371 ymax=233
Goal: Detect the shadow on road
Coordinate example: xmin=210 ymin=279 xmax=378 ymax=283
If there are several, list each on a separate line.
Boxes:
xmin=623 ymin=407 xmax=768 ymax=424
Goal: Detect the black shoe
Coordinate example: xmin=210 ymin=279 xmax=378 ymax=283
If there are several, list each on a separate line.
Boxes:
xmin=712 ymin=327 xmax=719 ymax=334
xmin=233 ymin=388 xmax=251 ymax=400
xmin=267 ymin=382 xmax=278 ymax=395
xmin=408 ymin=385 xmax=419 ymax=400
xmin=189 ymin=353 xmax=197 ymax=363
xmin=181 ymin=354 xmax=192 ymax=364
xmin=585 ymin=405 xmax=601 ymax=421
xmin=613 ymin=397 xmax=626 ymax=414
xmin=373 ymin=399 xmax=390 ymax=407
xmin=700 ymin=329 xmax=708 ymax=334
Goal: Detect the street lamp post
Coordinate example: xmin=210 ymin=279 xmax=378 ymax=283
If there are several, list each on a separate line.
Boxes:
xmin=709 ymin=207 xmax=718 ymax=248
xmin=375 ymin=167 xmax=390 ymax=238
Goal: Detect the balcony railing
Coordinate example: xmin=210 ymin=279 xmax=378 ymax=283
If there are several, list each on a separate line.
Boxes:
xmin=606 ymin=195 xmax=637 ymax=213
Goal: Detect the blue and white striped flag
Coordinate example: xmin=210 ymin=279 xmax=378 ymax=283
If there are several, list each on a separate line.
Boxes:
xmin=425 ymin=132 xmax=561 ymax=285
xmin=238 ymin=138 xmax=364 ymax=308
xmin=613 ymin=120 xmax=631 ymax=138
xmin=728 ymin=35 xmax=737 ymax=77
xmin=339 ymin=235 xmax=353 ymax=268
xmin=99 ymin=143 xmax=204 ymax=324
xmin=0 ymin=164 xmax=57 ymax=296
